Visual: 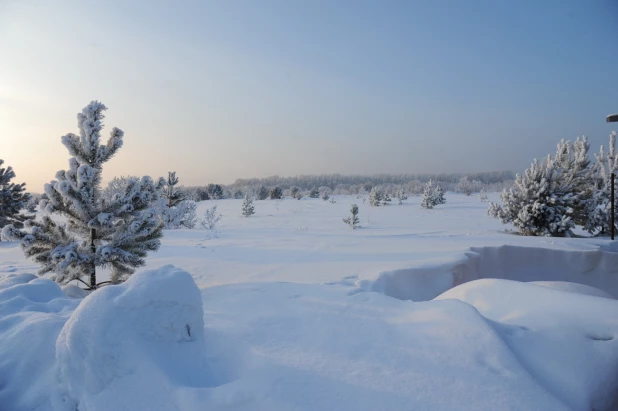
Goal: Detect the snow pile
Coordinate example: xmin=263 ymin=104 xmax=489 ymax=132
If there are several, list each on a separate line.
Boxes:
xmin=0 ymin=266 xmax=213 ymax=411
xmin=436 ymin=279 xmax=618 ymax=410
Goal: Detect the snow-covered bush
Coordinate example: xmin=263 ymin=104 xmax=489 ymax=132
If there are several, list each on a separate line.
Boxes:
xmin=396 ymin=188 xmax=407 ymax=205
xmin=456 ymin=176 xmax=477 ymax=196
xmin=321 ymin=191 xmax=330 ymax=201
xmin=343 ymin=204 xmax=360 ymax=229
xmin=162 ymin=171 xmax=184 ymax=208
xmin=207 ymin=184 xmax=224 ymax=200
xmin=2 ymin=101 xmax=163 ymax=288
xmin=382 ymin=193 xmax=392 ymax=206
xmin=161 ymin=200 xmax=198 ymax=229
xmin=369 ymin=187 xmax=383 ymax=207
xmin=0 ymin=159 xmax=30 ymax=231
xmin=241 ymin=195 xmax=255 ymax=217
xmin=309 ymin=187 xmax=320 ymax=198
xmin=200 ymin=205 xmax=222 ymax=230
xmin=421 ymin=180 xmax=446 ymax=209
xmin=290 ymin=186 xmax=300 ymax=199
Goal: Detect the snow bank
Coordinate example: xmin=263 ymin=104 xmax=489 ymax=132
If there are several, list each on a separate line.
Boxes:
xmin=436 ymin=279 xmax=618 ymax=410
xmin=55 ymin=265 xmax=213 ymax=411
xmin=372 ymin=244 xmax=618 ymax=301
xmin=0 ymin=266 xmax=214 ymax=411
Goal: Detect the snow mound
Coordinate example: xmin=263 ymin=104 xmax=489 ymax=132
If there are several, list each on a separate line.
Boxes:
xmin=55 ymin=265 xmax=214 ymax=411
xmin=436 ymin=278 xmax=618 ymax=411
xmin=529 ymin=280 xmax=614 ymax=299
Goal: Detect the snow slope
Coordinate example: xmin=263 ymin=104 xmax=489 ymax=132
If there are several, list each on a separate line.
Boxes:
xmin=1 ymin=193 xmax=618 ymax=410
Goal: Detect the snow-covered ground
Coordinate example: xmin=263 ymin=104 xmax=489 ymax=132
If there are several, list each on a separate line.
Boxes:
xmin=1 ymin=193 xmax=618 ymax=410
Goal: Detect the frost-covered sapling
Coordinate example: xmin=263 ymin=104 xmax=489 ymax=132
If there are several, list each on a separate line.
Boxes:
xmin=241 ymin=194 xmax=255 ymax=217
xmin=396 ymin=188 xmax=407 ymax=205
xmin=200 ymin=205 xmax=222 ymax=230
xmin=382 ymin=193 xmax=392 ymax=206
xmin=421 ymin=180 xmax=446 ymax=209
xmin=257 ymin=185 xmax=269 ymax=200
xmin=456 ymin=176 xmax=475 ymax=196
xmin=290 ymin=186 xmax=300 ymax=199
xmin=321 ymin=191 xmax=330 ymax=201
xmin=2 ymin=101 xmax=163 ymax=289
xmin=309 ymin=187 xmax=320 ymax=198
xmin=369 ymin=187 xmax=382 ymax=207
xmin=343 ymin=204 xmax=360 ymax=229
xmin=159 ymin=172 xmax=197 ymax=229
xmin=479 ymin=187 xmax=488 ymax=202
xmin=0 ymin=159 xmax=31 ymax=232
xmin=329 ymin=197 xmax=336 ymax=204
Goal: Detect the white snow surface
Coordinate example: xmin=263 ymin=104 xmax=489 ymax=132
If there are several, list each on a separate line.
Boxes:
xmin=1 ymin=193 xmax=618 ymax=410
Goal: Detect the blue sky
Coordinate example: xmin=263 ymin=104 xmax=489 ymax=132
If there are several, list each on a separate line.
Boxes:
xmin=1 ymin=0 xmax=617 ymax=189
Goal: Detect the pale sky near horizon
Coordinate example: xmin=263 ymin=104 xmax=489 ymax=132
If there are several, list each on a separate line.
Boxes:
xmin=1 ymin=0 xmax=617 ymax=192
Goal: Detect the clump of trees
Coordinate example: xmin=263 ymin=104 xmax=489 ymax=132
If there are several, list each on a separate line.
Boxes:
xmin=0 ymin=159 xmax=31 ymax=233
xmin=488 ymin=134 xmax=618 ymax=237
xmin=421 ymin=180 xmax=446 ymax=209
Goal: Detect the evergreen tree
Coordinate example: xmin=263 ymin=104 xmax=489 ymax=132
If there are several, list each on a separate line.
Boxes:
xmin=488 ymin=155 xmax=576 ymax=236
xmin=343 ymin=204 xmax=360 ymax=229
xmin=479 ymin=187 xmax=489 ymax=202
xmin=321 ymin=191 xmax=330 ymax=201
xmin=433 ymin=184 xmax=446 ymax=206
xmin=208 ymin=183 xmax=224 ymax=200
xmin=368 ymin=187 xmax=382 ymax=206
xmin=396 ymin=188 xmax=407 ymax=205
xmin=456 ymin=176 xmax=474 ymax=196
xmin=0 ymin=159 xmax=30 ymax=231
xmin=163 ymin=171 xmax=184 ymax=207
xmin=200 ymin=205 xmax=222 ymax=230
xmin=290 ymin=186 xmax=300 ymax=199
xmin=269 ymin=186 xmax=283 ymax=200
xmin=421 ymin=180 xmax=435 ymax=209
xmin=584 ymin=132 xmax=616 ymax=235
xmin=2 ymin=101 xmax=163 ymax=288
xmin=309 ymin=187 xmax=320 ymax=198
xmin=233 ymin=189 xmax=244 ymax=199
xmin=196 ymin=188 xmax=210 ymax=201
xmin=241 ymin=194 xmax=255 ymax=217
xmin=257 ymin=185 xmax=269 ymax=200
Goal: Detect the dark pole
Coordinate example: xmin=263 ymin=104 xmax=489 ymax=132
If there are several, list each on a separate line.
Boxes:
xmin=610 ymin=171 xmax=616 ymax=240
xmin=90 ymin=228 xmax=96 ymax=289
xmin=608 ymin=114 xmax=618 ymax=240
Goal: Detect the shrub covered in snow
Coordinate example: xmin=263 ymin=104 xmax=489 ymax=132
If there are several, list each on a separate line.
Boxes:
xmin=200 ymin=205 xmax=222 ymax=229
xmin=269 ymin=186 xmax=283 ymax=200
xmin=368 ymin=187 xmax=383 ymax=207
xmin=421 ymin=180 xmax=446 ymax=209
xmin=241 ymin=194 xmax=255 ymax=217
xmin=2 ymin=101 xmax=163 ymax=288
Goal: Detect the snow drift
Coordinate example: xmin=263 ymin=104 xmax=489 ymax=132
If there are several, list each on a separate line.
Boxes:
xmin=0 ymin=266 xmax=213 ymax=411
xmin=372 ymin=244 xmax=618 ymax=301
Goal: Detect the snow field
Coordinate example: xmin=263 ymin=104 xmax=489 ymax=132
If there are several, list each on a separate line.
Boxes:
xmin=1 ymin=193 xmax=618 ymax=410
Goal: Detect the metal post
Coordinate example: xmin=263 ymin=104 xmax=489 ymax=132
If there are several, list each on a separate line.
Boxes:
xmin=90 ymin=228 xmax=96 ymax=288
xmin=610 ymin=172 xmax=616 ymax=240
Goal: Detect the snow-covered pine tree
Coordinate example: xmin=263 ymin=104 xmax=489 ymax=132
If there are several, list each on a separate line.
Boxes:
xmin=583 ymin=131 xmax=617 ymax=235
xmin=343 ymin=204 xmax=360 ymax=229
xmin=433 ymin=184 xmax=446 ymax=206
xmin=208 ymin=184 xmax=224 ymax=200
xmin=257 ymin=185 xmax=269 ymax=200
xmin=1 ymin=101 xmax=163 ymax=288
xmin=479 ymin=187 xmax=489 ymax=202
xmin=290 ymin=186 xmax=300 ymax=199
xmin=488 ymin=154 xmax=577 ymax=237
xmin=241 ymin=194 xmax=255 ymax=217
xmin=163 ymin=171 xmax=184 ymax=207
xmin=369 ymin=187 xmax=382 ymax=206
xmin=309 ymin=187 xmax=320 ymax=198
xmin=233 ymin=190 xmax=244 ymax=199
xmin=200 ymin=205 xmax=222 ymax=230
xmin=421 ymin=180 xmax=435 ymax=209
xmin=321 ymin=191 xmax=330 ymax=201
xmin=553 ymin=137 xmax=590 ymax=226
xmin=0 ymin=159 xmax=30 ymax=231
xmin=396 ymin=188 xmax=407 ymax=205
xmin=382 ymin=193 xmax=392 ymax=206
xmin=270 ymin=186 xmax=283 ymax=200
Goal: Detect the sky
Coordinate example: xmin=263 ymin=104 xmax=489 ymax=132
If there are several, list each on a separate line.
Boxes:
xmin=1 ymin=0 xmax=618 ymax=191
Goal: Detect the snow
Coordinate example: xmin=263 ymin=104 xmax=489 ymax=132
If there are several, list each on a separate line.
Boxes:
xmin=1 ymin=193 xmax=618 ymax=410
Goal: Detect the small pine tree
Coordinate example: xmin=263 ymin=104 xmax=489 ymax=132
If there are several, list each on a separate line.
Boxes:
xmin=256 ymin=185 xmax=269 ymax=200
xmin=433 ymin=184 xmax=446 ymax=206
xmin=290 ymin=186 xmax=300 ymax=199
xmin=396 ymin=188 xmax=407 ymax=205
xmin=584 ymin=132 xmax=616 ymax=235
xmin=208 ymin=184 xmax=224 ymax=200
xmin=382 ymin=193 xmax=392 ymax=206
xmin=309 ymin=187 xmax=320 ymax=198
xmin=0 ymin=159 xmax=30 ymax=231
xmin=2 ymin=101 xmax=163 ymax=288
xmin=270 ymin=186 xmax=283 ymax=200
xmin=369 ymin=187 xmax=382 ymax=206
xmin=421 ymin=180 xmax=445 ymax=209
xmin=200 ymin=205 xmax=222 ymax=230
xmin=479 ymin=187 xmax=489 ymax=202
xmin=163 ymin=171 xmax=184 ymax=207
xmin=241 ymin=194 xmax=255 ymax=217
xmin=343 ymin=204 xmax=360 ymax=229
xmin=321 ymin=191 xmax=330 ymax=201
xmin=456 ymin=176 xmax=474 ymax=196
xmin=233 ymin=190 xmax=244 ymax=199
